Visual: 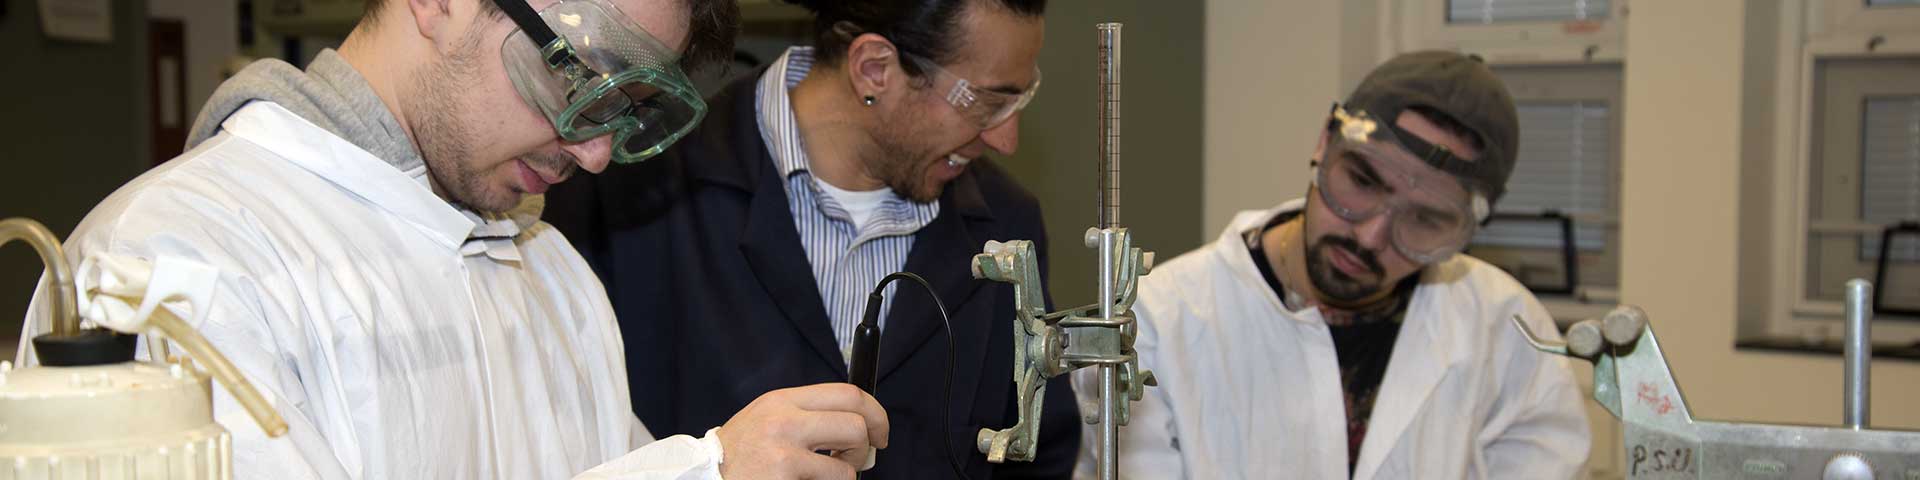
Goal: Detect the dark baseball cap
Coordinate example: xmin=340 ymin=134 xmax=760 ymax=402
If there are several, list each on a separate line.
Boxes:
xmin=1342 ymin=50 xmax=1519 ymax=207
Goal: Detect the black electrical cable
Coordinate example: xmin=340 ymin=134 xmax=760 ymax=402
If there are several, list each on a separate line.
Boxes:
xmin=852 ymin=272 xmax=971 ymax=480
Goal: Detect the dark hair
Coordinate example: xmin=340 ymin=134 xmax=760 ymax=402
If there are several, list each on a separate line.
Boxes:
xmin=782 ymin=0 xmax=1045 ymax=77
xmin=359 ymin=0 xmax=738 ymax=73
xmin=679 ymin=0 xmax=740 ymax=73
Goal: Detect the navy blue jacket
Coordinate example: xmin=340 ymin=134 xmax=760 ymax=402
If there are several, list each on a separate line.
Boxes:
xmin=544 ymin=72 xmax=1080 ymax=479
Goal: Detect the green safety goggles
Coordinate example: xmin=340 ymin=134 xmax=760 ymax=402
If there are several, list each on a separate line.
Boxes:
xmin=495 ymin=0 xmax=707 ymax=164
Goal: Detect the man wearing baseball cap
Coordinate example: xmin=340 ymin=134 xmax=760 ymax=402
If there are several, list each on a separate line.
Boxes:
xmin=1072 ymin=51 xmax=1591 ymax=478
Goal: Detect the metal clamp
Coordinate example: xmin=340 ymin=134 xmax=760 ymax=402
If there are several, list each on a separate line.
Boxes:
xmin=1511 ymin=288 xmax=1919 ymax=479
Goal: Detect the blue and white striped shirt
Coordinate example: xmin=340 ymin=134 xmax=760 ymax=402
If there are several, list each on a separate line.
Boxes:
xmin=755 ymin=47 xmax=942 ymax=359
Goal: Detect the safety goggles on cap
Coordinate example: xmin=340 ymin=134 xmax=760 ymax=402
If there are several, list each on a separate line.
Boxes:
xmin=495 ymin=0 xmax=706 ymax=164
xmin=1314 ymin=104 xmax=1490 ymax=264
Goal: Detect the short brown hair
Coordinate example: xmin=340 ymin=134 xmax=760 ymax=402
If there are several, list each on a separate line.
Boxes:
xmin=359 ymin=0 xmax=737 ymax=73
xmin=677 ymin=0 xmax=739 ymax=74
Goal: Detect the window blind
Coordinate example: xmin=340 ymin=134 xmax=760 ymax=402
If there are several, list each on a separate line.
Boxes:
xmin=1861 ymin=96 xmax=1920 ymax=262
xmin=1448 ymin=0 xmax=1609 ymax=24
xmin=1473 ymin=101 xmax=1610 ymax=250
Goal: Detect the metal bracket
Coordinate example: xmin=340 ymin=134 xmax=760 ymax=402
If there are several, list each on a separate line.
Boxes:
xmin=970 ymin=229 xmax=1155 ymax=465
xmin=1512 ymin=300 xmax=1920 ymax=478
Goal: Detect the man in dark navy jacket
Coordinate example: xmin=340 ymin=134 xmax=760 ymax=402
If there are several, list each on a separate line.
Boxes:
xmin=543 ymin=0 xmax=1078 ymax=478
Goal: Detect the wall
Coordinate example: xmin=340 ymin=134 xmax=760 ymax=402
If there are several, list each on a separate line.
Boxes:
xmin=1003 ymin=1 xmax=1205 ymax=303
xmin=148 ymin=0 xmax=240 ymax=122
xmin=1203 ymin=1 xmax=1390 ymax=238
xmin=0 ymin=0 xmax=153 ymax=359
xmin=1736 ymin=0 xmax=1781 ymax=340
xmin=1621 ymin=0 xmax=1920 ymax=434
xmin=1202 ymin=1 xmax=1338 ymax=237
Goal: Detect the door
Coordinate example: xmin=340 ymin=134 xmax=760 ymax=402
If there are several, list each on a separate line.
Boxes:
xmin=149 ymin=19 xmax=187 ymax=166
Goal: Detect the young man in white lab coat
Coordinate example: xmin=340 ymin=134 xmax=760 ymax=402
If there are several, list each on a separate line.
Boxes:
xmin=1077 ymin=51 xmax=1591 ymax=479
xmin=17 ymin=0 xmax=892 ymax=478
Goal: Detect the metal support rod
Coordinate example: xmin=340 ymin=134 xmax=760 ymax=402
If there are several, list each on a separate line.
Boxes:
xmin=1096 ymin=23 xmax=1122 ymax=229
xmin=1094 ymin=230 xmax=1118 ymax=479
xmin=1097 ymin=364 xmax=1120 ymax=480
xmin=1094 ymin=24 xmax=1124 ymax=480
xmin=1843 ymin=279 xmax=1872 ymax=429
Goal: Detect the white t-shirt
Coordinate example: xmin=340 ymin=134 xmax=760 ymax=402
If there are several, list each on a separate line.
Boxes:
xmin=814 ymin=177 xmax=897 ymax=231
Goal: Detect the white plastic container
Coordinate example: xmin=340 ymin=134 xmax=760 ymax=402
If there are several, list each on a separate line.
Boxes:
xmin=0 ymin=359 xmax=230 ymax=479
xmin=0 ymin=218 xmax=283 ymax=480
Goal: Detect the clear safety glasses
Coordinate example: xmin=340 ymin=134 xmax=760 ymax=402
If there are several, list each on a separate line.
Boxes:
xmin=495 ymin=0 xmax=707 ymax=164
xmin=830 ymin=22 xmax=1041 ymax=131
xmin=1315 ymin=104 xmax=1487 ymax=264
xmin=902 ymin=52 xmax=1041 ymax=130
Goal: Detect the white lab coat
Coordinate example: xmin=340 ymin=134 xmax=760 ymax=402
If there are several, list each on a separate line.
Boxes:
xmin=18 ymin=102 xmax=723 ymax=479
xmin=1075 ymin=201 xmax=1590 ymax=480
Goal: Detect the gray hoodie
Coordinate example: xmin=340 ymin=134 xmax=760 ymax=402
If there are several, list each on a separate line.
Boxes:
xmin=186 ymin=50 xmax=545 ymax=227
xmin=186 ymin=50 xmax=423 ymax=174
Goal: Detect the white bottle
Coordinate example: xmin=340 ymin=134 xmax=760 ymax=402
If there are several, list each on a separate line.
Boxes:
xmin=0 ymin=218 xmax=284 ymax=480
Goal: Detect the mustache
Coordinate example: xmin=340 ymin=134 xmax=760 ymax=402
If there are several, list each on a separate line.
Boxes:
xmin=522 ymin=151 xmax=579 ymax=180
xmin=1312 ymin=235 xmax=1384 ymax=276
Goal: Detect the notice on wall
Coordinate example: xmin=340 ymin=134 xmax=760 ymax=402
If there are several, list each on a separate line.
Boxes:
xmin=37 ymin=0 xmax=113 ymax=43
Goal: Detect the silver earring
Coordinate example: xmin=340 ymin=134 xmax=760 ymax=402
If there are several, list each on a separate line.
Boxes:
xmin=863 ymin=95 xmax=876 ymax=106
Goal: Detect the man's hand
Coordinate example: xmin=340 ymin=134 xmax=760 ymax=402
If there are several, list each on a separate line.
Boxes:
xmin=715 ymin=383 xmax=890 ymax=479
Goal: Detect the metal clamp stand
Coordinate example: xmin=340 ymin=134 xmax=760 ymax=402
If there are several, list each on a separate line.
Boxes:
xmin=970 ymin=23 xmax=1156 ymax=480
xmin=1511 ymin=280 xmax=1919 ymax=479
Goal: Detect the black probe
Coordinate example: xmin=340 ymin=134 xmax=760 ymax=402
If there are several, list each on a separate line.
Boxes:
xmin=848 ymin=272 xmax=971 ymax=480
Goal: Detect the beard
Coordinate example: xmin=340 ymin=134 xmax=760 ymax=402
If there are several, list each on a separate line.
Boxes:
xmin=1304 ymin=234 xmax=1387 ymax=304
xmin=863 ymin=107 xmax=946 ymax=203
xmin=404 ymin=26 xmax=521 ymax=213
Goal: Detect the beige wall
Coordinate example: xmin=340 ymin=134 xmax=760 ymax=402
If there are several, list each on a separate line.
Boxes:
xmin=1203 ymin=0 xmax=1390 ymax=237
xmin=1621 ymin=0 xmax=1920 ymax=431
xmin=1202 ymin=1 xmax=1339 ymax=237
xmin=1737 ymin=0 xmax=1781 ymax=340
